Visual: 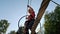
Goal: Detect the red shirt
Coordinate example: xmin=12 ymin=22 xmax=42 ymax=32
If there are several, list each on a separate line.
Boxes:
xmin=27 ymin=9 xmax=35 ymax=21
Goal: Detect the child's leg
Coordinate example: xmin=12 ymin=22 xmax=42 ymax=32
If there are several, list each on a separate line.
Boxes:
xmin=24 ymin=27 xmax=29 ymax=34
xmin=24 ymin=21 xmax=29 ymax=34
xmin=29 ymin=19 xmax=36 ymax=34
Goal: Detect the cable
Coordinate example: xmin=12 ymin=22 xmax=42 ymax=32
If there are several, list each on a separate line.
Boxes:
xmin=30 ymin=0 xmax=31 ymax=5
xmin=28 ymin=0 xmax=29 ymax=5
xmin=27 ymin=0 xmax=32 ymax=6
xmin=51 ymin=0 xmax=60 ymax=6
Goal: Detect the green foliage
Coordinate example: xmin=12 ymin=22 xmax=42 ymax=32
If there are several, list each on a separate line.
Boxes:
xmin=0 ymin=19 xmax=9 ymax=34
xmin=17 ymin=26 xmax=24 ymax=34
xmin=44 ymin=6 xmax=60 ymax=34
xmin=8 ymin=31 xmax=16 ymax=34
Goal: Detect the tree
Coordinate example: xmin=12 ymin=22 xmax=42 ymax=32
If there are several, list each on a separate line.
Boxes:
xmin=0 ymin=19 xmax=9 ymax=34
xmin=44 ymin=6 xmax=60 ymax=34
xmin=17 ymin=26 xmax=24 ymax=34
xmin=31 ymin=0 xmax=51 ymax=34
xmin=8 ymin=31 xmax=16 ymax=34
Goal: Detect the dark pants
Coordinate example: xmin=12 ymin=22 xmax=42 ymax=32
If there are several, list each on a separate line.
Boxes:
xmin=24 ymin=19 xmax=36 ymax=34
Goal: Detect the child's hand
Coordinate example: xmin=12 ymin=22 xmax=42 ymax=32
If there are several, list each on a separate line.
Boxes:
xmin=27 ymin=5 xmax=29 ymax=7
xmin=26 ymin=17 xmax=28 ymax=19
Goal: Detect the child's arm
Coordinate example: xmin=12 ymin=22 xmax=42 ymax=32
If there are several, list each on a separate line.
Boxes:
xmin=27 ymin=5 xmax=33 ymax=10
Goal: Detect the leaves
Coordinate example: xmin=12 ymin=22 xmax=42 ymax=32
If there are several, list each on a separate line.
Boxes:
xmin=44 ymin=6 xmax=60 ymax=34
xmin=0 ymin=19 xmax=9 ymax=34
xmin=8 ymin=31 xmax=16 ymax=34
xmin=17 ymin=27 xmax=24 ymax=34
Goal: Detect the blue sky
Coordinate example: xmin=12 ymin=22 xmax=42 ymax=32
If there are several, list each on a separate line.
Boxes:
xmin=0 ymin=0 xmax=60 ymax=34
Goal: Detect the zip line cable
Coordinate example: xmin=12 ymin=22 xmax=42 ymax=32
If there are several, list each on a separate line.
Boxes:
xmin=51 ymin=0 xmax=60 ymax=6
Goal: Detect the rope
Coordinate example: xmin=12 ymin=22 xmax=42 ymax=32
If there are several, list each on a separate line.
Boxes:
xmin=28 ymin=0 xmax=29 ymax=5
xmin=51 ymin=0 xmax=60 ymax=6
xmin=30 ymin=0 xmax=32 ymax=5
xmin=27 ymin=0 xmax=32 ymax=6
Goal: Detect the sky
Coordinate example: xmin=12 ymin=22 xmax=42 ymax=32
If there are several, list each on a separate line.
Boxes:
xmin=0 ymin=0 xmax=60 ymax=34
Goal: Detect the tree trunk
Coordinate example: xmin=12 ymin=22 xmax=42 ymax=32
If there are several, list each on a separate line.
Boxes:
xmin=31 ymin=0 xmax=51 ymax=34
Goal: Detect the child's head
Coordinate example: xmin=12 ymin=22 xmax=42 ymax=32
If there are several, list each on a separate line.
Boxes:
xmin=28 ymin=9 xmax=31 ymax=13
xmin=28 ymin=8 xmax=33 ymax=14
